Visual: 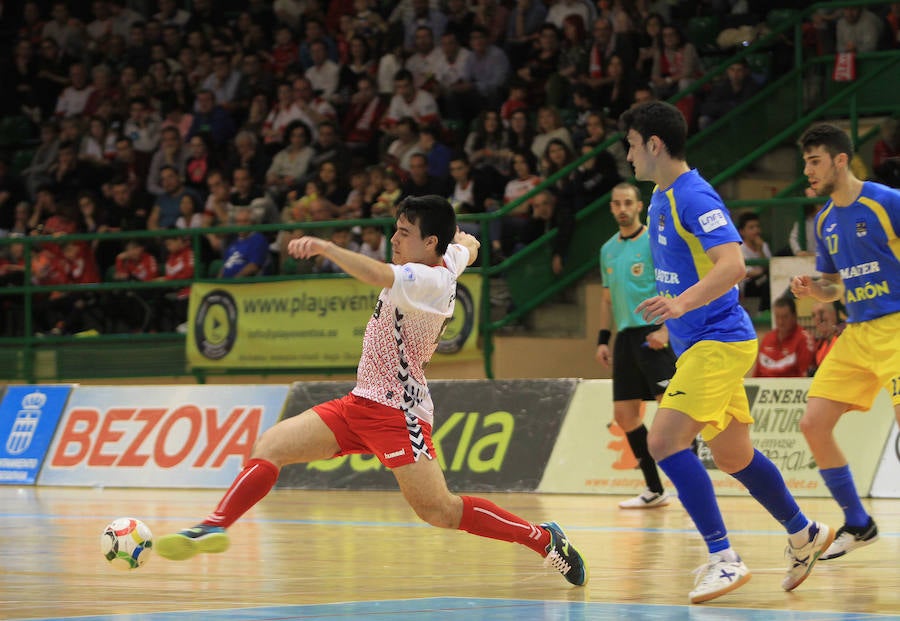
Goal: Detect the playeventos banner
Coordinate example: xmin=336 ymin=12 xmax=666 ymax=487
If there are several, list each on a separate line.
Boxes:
xmin=37 ymin=385 xmax=287 ymax=488
xmin=539 ymin=378 xmax=895 ymax=497
xmin=186 ymin=275 xmax=481 ymax=368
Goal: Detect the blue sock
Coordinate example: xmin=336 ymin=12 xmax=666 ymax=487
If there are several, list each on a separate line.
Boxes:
xmin=820 ymin=465 xmax=869 ymax=528
xmin=658 ymin=449 xmax=729 ymax=553
xmin=731 ymin=449 xmax=808 ymax=534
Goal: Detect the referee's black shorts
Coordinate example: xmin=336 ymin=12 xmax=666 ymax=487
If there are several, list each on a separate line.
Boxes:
xmin=612 ymin=325 xmax=677 ymax=402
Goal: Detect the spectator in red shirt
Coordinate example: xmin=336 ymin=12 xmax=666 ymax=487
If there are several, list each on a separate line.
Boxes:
xmin=31 ymin=244 xmax=72 ymax=335
xmin=109 ymin=238 xmax=159 ymax=332
xmin=156 ymin=234 xmax=194 ymax=332
xmin=754 ymin=296 xmax=815 ymax=378
xmin=809 ymin=301 xmax=845 ymax=376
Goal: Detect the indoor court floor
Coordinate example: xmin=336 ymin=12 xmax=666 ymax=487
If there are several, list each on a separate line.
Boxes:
xmin=1 ymin=487 xmax=898 ymax=621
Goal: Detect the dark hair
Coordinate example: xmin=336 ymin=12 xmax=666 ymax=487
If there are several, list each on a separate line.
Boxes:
xmin=736 ymin=210 xmax=760 ymax=230
xmin=798 ymin=123 xmax=854 ymax=160
xmin=510 ymin=147 xmax=537 ymax=173
xmin=393 ymin=69 xmax=414 ymax=84
xmin=396 ymin=195 xmax=456 ymax=255
xmin=285 ymin=119 xmax=311 ymax=143
xmin=544 ymin=138 xmax=575 ymax=172
xmin=773 ymin=295 xmax=797 ymax=315
xmin=470 ymin=25 xmax=488 ymax=39
xmin=449 ymin=151 xmax=469 ymax=166
xmin=620 ymin=101 xmax=687 ymax=160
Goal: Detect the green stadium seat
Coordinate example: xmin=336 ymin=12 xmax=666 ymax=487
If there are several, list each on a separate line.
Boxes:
xmin=766 ymin=8 xmax=801 ymax=29
xmin=687 ymin=15 xmax=721 ymax=54
xmin=207 ymin=259 xmax=223 ymax=277
xmin=745 ymin=52 xmax=773 ymax=83
xmin=280 ymin=256 xmax=299 ymax=275
xmin=0 ymin=116 xmax=34 ymax=147
xmin=12 ymin=149 xmax=34 ymax=175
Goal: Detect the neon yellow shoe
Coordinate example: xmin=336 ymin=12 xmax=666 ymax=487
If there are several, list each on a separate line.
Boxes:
xmin=156 ymin=524 xmax=230 ymax=561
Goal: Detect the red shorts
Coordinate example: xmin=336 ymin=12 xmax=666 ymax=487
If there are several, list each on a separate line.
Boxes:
xmin=313 ymin=393 xmax=435 ymax=469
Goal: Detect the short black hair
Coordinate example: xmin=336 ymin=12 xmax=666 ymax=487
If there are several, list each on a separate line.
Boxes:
xmin=737 ymin=210 xmax=760 ymax=230
xmin=773 ymin=295 xmax=797 ymax=315
xmin=396 ymin=195 xmax=456 ymax=255
xmin=620 ymin=101 xmax=687 ymax=160
xmin=798 ymin=123 xmax=853 ymax=161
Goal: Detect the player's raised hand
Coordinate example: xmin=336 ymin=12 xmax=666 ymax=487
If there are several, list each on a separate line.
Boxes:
xmin=790 ymin=275 xmax=813 ymax=298
xmin=454 ymin=228 xmax=480 ymax=249
xmin=287 ymin=236 xmax=328 ymax=259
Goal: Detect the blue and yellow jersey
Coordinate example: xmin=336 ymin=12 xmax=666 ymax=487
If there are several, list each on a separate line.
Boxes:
xmin=814 ymin=181 xmax=900 ymax=323
xmin=600 ymin=227 xmax=658 ymax=331
xmin=647 ymin=169 xmax=756 ymax=355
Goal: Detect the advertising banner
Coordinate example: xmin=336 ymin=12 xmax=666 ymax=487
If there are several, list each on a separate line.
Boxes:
xmin=276 ymin=379 xmax=577 ymax=491
xmin=38 ymin=385 xmax=287 ymax=488
xmin=0 ymin=385 xmax=73 ymax=485
xmin=871 ymin=422 xmax=900 ymax=498
xmin=186 ymin=275 xmax=481 ymax=369
xmin=539 ymin=379 xmax=895 ymax=497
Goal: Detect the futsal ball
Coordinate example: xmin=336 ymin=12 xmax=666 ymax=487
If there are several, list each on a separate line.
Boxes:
xmin=101 ymin=518 xmax=153 ymax=570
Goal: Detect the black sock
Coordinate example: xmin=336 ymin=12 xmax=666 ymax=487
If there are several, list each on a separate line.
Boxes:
xmin=625 ymin=424 xmax=664 ymax=494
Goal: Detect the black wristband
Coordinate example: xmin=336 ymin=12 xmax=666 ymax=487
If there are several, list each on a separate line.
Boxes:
xmin=598 ymin=329 xmax=611 ymax=346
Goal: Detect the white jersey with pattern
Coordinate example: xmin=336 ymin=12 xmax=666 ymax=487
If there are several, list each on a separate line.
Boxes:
xmin=352 ymin=244 xmax=469 ymax=428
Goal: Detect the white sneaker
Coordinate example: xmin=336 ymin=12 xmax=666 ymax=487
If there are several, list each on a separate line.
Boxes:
xmin=618 ymin=489 xmax=670 ymax=509
xmin=821 ymin=518 xmax=879 ymax=560
xmin=689 ymin=553 xmax=751 ymax=604
xmin=782 ymin=521 xmax=834 ymax=591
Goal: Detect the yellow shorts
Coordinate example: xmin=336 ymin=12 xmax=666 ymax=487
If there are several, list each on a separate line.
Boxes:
xmin=809 ymin=312 xmax=900 ymax=410
xmin=660 ymin=339 xmax=757 ymax=442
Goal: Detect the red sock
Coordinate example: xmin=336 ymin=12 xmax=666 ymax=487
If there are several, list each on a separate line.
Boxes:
xmin=458 ymin=495 xmax=550 ymax=556
xmin=203 ymin=458 xmax=279 ymax=528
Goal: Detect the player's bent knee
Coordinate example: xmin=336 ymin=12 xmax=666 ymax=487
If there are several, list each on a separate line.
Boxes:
xmin=412 ymin=503 xmax=457 ymax=529
xmin=406 ymin=494 xmax=460 ymax=529
xmin=646 ymin=433 xmax=672 ymax=462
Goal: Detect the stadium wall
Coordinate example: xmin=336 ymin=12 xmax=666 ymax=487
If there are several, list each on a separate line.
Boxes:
xmin=0 ymin=380 xmax=895 ymax=498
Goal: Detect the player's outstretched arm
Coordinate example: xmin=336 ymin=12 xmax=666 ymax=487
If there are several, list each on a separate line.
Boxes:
xmin=637 ymin=242 xmax=746 ymax=323
xmin=454 ymin=229 xmax=480 ymax=266
xmin=790 ymin=272 xmax=844 ymax=302
xmin=288 ymin=236 xmax=395 ymax=288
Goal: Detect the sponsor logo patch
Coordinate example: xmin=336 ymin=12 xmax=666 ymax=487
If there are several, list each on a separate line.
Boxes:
xmin=698 ymin=209 xmax=728 ymax=233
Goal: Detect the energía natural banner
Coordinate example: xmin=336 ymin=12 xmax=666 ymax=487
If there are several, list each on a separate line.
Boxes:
xmin=539 ymin=378 xmax=895 ymax=497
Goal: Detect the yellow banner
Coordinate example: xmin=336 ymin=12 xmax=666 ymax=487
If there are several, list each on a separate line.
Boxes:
xmin=539 ymin=379 xmax=895 ymax=497
xmin=187 ymin=275 xmax=481 ymax=368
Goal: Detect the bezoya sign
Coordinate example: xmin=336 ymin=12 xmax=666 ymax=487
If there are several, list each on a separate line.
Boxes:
xmin=37 ymin=385 xmax=288 ymax=488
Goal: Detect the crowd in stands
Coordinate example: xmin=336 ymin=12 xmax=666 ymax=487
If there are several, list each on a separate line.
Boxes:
xmin=0 ymin=1 xmax=898 ymax=338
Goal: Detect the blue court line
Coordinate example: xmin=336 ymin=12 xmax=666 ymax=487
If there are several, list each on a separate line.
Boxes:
xmin=9 ymin=597 xmax=900 ymax=621
xmin=1 ymin=513 xmax=898 ymax=538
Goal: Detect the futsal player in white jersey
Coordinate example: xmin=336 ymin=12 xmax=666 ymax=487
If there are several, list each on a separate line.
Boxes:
xmin=156 ymin=195 xmax=588 ymax=587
